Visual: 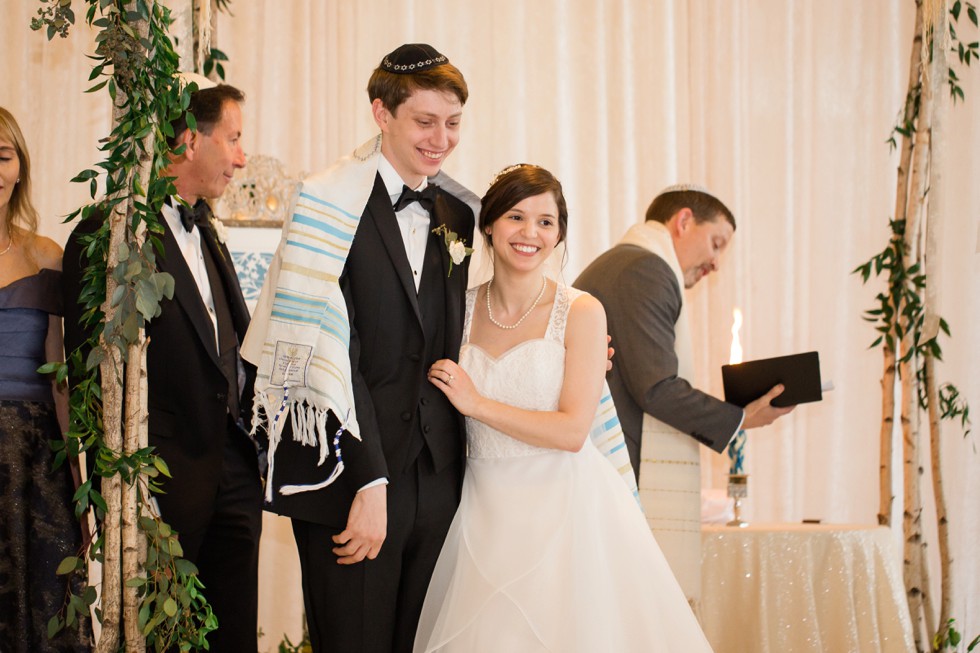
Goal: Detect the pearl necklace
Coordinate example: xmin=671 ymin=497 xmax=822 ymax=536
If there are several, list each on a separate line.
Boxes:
xmin=486 ymin=276 xmax=548 ymax=330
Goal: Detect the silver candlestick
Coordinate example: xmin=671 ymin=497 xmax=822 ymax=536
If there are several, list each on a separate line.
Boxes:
xmin=727 ymin=473 xmax=749 ymax=527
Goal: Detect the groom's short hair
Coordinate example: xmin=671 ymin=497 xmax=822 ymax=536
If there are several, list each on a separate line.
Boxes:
xmin=367 ymin=61 xmax=468 ymax=114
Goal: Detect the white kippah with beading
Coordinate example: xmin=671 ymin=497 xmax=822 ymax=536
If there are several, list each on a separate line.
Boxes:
xmin=656 ymin=183 xmax=716 ymax=199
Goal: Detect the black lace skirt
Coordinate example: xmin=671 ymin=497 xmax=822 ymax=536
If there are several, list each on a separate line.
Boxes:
xmin=0 ymin=399 xmax=90 ymax=652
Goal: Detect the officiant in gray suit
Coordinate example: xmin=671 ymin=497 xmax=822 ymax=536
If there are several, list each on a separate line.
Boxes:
xmin=574 ymin=185 xmax=792 ymax=609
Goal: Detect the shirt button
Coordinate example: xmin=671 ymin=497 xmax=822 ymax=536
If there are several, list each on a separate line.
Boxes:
xmin=408 ymin=353 xmax=421 ymax=362
xmin=420 ymin=398 xmax=428 ymax=406
xmin=401 ymin=411 xmax=412 ymax=422
xmin=423 ymin=425 xmax=431 ymax=434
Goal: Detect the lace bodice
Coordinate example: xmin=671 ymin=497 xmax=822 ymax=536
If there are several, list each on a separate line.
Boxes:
xmin=460 ymin=282 xmax=583 ymax=459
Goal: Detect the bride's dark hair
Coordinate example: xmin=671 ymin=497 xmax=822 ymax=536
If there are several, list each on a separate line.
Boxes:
xmin=479 ymin=164 xmax=568 ymax=246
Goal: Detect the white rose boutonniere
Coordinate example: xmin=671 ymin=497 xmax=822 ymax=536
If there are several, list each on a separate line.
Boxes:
xmin=210 ymin=216 xmax=229 ymax=245
xmin=432 ymin=224 xmax=474 ymax=277
xmin=448 ymin=240 xmax=467 ymax=265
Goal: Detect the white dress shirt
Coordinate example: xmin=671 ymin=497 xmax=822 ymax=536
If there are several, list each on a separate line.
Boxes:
xmin=378 ymin=156 xmax=431 ymax=292
xmin=162 ymin=198 xmax=219 ymax=347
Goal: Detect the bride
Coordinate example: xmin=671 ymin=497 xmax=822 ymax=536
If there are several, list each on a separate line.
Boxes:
xmin=414 ymin=164 xmax=712 ymax=652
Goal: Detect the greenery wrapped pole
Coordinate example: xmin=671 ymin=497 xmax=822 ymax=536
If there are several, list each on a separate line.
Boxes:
xmin=856 ymin=1 xmax=976 ymax=650
xmin=33 ymin=0 xmax=217 ymax=649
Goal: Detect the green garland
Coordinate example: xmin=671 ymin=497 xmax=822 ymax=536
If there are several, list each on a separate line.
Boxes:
xmin=33 ymin=1 xmax=217 ymax=649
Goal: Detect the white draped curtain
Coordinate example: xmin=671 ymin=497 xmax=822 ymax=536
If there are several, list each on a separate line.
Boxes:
xmin=4 ymin=0 xmax=978 ymax=646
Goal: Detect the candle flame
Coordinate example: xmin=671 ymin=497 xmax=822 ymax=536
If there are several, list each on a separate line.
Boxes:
xmin=729 ymin=308 xmax=743 ymax=365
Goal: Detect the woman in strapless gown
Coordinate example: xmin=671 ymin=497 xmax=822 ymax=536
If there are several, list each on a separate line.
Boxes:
xmin=414 ymin=164 xmax=711 ymax=652
xmin=0 ymin=107 xmax=89 ymax=652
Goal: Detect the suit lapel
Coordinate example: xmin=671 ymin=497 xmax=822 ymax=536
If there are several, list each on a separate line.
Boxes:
xmin=428 ymin=193 xmax=456 ymax=278
xmin=428 ymin=190 xmax=466 ymax=355
xmin=198 ymin=221 xmax=250 ymax=339
xmin=157 ymin=217 xmax=221 ymax=365
xmin=364 ymin=176 xmax=423 ymax=323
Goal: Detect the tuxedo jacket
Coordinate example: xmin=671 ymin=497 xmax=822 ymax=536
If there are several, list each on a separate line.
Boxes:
xmin=62 ymin=208 xmax=258 ymax=535
xmin=265 ymin=174 xmax=475 ymax=527
xmin=574 ymin=245 xmax=741 ymax=473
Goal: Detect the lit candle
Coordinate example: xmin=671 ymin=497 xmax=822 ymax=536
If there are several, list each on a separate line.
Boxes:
xmin=727 ymin=308 xmax=747 ymax=475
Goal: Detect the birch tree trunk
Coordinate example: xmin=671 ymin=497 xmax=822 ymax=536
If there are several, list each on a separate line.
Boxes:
xmin=901 ymin=2 xmax=934 ymax=646
xmin=925 ymin=355 xmax=951 ymax=635
xmin=102 ymin=4 xmax=153 ymax=650
xmin=880 ymin=0 xmax=924 ymax=528
xmin=162 ymin=0 xmax=194 ymax=70
xmin=121 ymin=5 xmax=154 ymax=644
xmin=192 ymin=0 xmax=212 ymax=73
xmin=878 ymin=351 xmax=897 ymax=527
xmin=122 ymin=340 xmax=149 ymax=653
xmin=924 ymin=0 xmax=952 ymax=640
xmin=95 ymin=85 xmax=133 ymax=649
xmin=902 ymin=367 xmax=925 ymax=652
xmin=95 ymin=330 xmax=123 ymax=653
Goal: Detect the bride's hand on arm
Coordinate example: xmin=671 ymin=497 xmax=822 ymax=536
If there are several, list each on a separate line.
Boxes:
xmin=428 ymin=360 xmax=482 ymax=416
xmin=430 ymin=295 xmax=608 ymax=452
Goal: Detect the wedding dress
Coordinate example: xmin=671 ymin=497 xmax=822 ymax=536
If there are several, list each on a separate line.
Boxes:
xmin=414 ymin=283 xmax=713 ymax=652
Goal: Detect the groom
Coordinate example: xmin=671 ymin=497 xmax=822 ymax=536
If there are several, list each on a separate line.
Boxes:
xmin=243 ymin=45 xmax=476 ymax=652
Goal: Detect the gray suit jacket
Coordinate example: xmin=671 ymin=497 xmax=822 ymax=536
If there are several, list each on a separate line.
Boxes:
xmin=575 ymin=244 xmax=741 ymax=477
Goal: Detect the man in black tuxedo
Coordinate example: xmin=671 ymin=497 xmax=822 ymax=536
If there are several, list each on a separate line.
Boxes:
xmin=62 ymin=80 xmax=263 ymax=653
xmin=252 ymin=45 xmax=475 ymax=652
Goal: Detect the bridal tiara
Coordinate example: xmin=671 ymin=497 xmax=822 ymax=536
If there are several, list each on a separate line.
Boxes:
xmin=489 ymin=163 xmax=535 ymax=186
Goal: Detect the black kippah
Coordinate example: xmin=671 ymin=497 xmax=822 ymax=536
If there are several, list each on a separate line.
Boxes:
xmin=380 ymin=43 xmax=449 ymax=74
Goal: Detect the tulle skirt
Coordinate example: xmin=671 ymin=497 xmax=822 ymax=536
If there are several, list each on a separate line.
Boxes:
xmin=414 ymin=440 xmax=712 ymax=652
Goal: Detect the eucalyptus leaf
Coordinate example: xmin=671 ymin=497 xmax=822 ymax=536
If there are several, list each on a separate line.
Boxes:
xmin=56 ymin=556 xmax=81 ymax=575
xmin=47 ymin=615 xmax=63 ymax=639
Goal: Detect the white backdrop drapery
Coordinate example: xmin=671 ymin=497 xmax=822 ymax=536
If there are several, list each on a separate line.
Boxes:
xmin=3 ymin=0 xmax=977 ymax=647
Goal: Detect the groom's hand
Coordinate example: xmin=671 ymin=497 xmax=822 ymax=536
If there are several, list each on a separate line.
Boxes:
xmin=332 ymin=484 xmax=387 ymax=564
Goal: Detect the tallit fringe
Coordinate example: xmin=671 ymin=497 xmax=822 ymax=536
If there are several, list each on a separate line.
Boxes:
xmin=252 ymin=390 xmax=346 ymax=502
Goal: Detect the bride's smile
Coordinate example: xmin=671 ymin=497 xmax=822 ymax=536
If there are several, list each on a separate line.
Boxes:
xmin=487 ymin=191 xmax=562 ymax=271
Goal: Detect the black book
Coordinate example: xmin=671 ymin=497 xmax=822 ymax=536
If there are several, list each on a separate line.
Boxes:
xmin=722 ymin=351 xmax=822 ymax=408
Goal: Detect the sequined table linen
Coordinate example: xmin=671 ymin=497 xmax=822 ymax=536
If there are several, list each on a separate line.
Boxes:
xmin=701 ymin=523 xmax=914 ymax=652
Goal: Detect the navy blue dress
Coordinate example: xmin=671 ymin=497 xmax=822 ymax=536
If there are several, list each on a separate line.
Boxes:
xmin=0 ymin=268 xmax=89 ymax=652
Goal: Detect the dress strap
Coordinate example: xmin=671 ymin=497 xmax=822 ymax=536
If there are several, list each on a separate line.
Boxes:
xmin=545 ymin=283 xmax=585 ymax=344
xmin=462 ymin=286 xmax=478 ymax=344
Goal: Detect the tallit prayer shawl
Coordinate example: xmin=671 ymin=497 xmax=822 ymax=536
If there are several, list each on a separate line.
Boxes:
xmin=242 ymin=135 xmax=637 ymax=504
xmin=242 ymin=136 xmax=383 ymax=502
xmin=617 ymin=220 xmax=703 ymax=608
xmin=591 ymin=383 xmax=639 ymax=503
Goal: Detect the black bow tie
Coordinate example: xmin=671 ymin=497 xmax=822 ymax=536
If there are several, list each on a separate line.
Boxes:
xmin=176 ymin=199 xmax=210 ymax=232
xmin=393 ymin=184 xmax=437 ymax=213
